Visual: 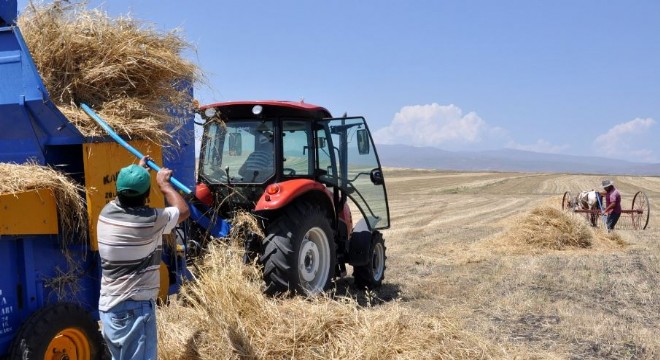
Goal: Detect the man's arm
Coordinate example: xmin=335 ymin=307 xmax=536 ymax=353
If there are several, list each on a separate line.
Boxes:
xmin=138 ymin=156 xmax=190 ymax=223
xmin=156 ymin=168 xmax=190 ymax=224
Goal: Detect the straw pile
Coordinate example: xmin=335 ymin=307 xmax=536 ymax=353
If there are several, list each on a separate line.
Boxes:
xmin=158 ymin=243 xmax=494 ymax=359
xmin=18 ymin=1 xmax=199 ymax=145
xmin=502 ymin=206 xmax=592 ymax=250
xmin=0 ymin=162 xmax=86 ymax=242
xmin=498 ymin=205 xmax=626 ymax=251
xmin=228 ymin=210 xmax=264 ymax=244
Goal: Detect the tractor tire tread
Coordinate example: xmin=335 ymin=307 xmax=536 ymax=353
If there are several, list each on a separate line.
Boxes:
xmin=353 ymin=231 xmax=387 ymax=289
xmin=261 ymin=202 xmax=335 ymax=295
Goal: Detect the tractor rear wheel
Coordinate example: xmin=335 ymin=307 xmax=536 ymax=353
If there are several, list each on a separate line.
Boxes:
xmin=9 ymin=303 xmax=104 ymax=360
xmin=353 ymin=231 xmax=386 ymax=289
xmin=261 ymin=203 xmax=336 ymax=295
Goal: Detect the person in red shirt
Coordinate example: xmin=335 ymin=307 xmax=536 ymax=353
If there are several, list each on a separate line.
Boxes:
xmin=600 ymin=179 xmax=622 ymax=232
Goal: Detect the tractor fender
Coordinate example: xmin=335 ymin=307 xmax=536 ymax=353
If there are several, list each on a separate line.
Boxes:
xmin=339 ymin=201 xmax=353 ymax=235
xmin=336 ymin=202 xmax=353 ymax=247
xmin=347 ymin=218 xmax=371 ymax=266
xmin=255 ymin=179 xmax=333 ymax=211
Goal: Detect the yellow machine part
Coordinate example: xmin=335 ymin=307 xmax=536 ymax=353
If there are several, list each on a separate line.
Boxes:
xmin=158 ymin=261 xmax=170 ymax=304
xmin=0 ymin=188 xmax=58 ymax=235
xmin=82 ymin=141 xmax=165 ymax=251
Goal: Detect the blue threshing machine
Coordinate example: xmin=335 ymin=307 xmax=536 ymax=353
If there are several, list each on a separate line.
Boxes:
xmin=0 ymin=1 xmax=226 ymax=357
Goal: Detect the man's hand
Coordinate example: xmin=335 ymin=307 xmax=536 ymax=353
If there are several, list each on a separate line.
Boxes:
xmin=139 ymin=155 xmax=154 ymax=170
xmin=155 ymin=167 xmax=190 ymax=223
xmin=157 ymin=168 xmax=173 ymax=188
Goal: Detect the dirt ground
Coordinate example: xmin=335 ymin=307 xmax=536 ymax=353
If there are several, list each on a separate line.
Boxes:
xmin=361 ymin=169 xmax=659 ymax=359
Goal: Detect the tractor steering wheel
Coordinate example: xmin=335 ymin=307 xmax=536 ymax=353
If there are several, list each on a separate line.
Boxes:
xmin=283 ymin=168 xmax=296 ymax=176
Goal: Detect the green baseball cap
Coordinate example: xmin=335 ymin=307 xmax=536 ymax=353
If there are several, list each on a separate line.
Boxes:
xmin=116 ymin=164 xmax=151 ymax=196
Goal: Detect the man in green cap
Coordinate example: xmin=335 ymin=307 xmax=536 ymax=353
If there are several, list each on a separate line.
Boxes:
xmin=97 ymin=156 xmax=190 ymax=360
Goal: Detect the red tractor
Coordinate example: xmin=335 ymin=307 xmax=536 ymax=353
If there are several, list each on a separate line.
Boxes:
xmin=194 ymin=100 xmax=390 ymax=295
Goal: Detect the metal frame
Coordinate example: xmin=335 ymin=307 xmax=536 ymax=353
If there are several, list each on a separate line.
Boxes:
xmin=561 ymin=190 xmax=650 ymax=230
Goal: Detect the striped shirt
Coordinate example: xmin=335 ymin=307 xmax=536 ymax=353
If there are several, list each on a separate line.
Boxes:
xmin=97 ymin=200 xmax=179 ymax=311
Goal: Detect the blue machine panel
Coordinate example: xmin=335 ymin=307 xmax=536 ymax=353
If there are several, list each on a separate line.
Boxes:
xmin=0 ymin=0 xmax=17 ymax=26
xmin=162 ymin=83 xmax=196 ymax=191
xmin=0 ymin=235 xmax=101 ymax=355
xmin=0 ymin=25 xmax=83 ymax=165
xmin=0 ymin=240 xmax=19 ymax=355
xmin=163 ymin=116 xmax=196 ymax=191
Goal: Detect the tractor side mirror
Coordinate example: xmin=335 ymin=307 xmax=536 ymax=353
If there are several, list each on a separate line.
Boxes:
xmin=228 ymin=133 xmax=242 ymax=156
xmin=370 ymin=168 xmax=384 ymax=185
xmin=357 ymin=129 xmax=370 ymax=155
xmin=316 ymin=137 xmax=327 ymax=149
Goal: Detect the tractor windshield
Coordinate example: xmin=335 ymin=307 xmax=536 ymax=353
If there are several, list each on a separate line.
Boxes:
xmin=200 ymin=120 xmax=275 ymax=184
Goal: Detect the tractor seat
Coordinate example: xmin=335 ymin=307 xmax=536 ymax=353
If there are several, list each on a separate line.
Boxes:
xmin=238 ymin=151 xmax=274 ymax=182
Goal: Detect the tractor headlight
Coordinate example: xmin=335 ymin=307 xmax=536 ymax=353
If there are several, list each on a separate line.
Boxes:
xmin=204 ymin=108 xmax=217 ymax=118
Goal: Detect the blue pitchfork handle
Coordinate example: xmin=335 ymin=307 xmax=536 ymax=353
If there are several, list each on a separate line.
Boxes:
xmin=80 ymin=103 xmax=230 ymax=237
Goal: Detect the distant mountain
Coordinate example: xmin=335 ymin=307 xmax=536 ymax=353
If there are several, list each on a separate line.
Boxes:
xmin=376 ymin=144 xmax=660 ymax=176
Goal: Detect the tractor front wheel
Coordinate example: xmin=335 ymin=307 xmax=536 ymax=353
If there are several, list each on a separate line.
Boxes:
xmin=9 ymin=303 xmax=104 ymax=360
xmin=261 ymin=203 xmax=336 ymax=295
xmin=353 ymin=231 xmax=387 ymax=289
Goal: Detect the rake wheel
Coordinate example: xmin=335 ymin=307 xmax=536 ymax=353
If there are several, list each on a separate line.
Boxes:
xmin=631 ymin=191 xmax=650 ymax=230
xmin=562 ymin=191 xmax=573 ymax=211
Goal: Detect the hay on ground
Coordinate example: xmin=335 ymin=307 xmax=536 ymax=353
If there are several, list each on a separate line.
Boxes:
xmin=229 ymin=210 xmax=264 ymax=244
xmin=496 ymin=205 xmax=628 ymax=252
xmin=0 ymin=162 xmax=86 ymax=242
xmin=158 ymin=243 xmax=496 ymax=359
xmin=503 ymin=206 xmax=593 ymax=250
xmin=18 ymin=1 xmax=200 ymax=146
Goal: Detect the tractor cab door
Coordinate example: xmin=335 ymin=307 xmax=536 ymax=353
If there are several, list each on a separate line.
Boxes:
xmin=317 ymin=117 xmax=390 ymax=230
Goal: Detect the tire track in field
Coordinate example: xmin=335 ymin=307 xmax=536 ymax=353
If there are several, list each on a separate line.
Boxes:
xmin=538 ymin=174 xmax=605 ymax=195
xmin=387 ymin=173 xmax=513 ymax=195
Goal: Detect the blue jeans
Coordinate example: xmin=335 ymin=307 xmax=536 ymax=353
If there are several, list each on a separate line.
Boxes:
xmin=100 ymin=300 xmax=157 ymax=360
xmin=607 ymin=212 xmax=621 ymax=231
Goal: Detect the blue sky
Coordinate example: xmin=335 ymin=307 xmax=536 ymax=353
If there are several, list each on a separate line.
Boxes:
xmin=17 ymin=1 xmax=660 ymax=163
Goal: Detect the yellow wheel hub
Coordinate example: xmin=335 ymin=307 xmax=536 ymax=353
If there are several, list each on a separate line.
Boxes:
xmin=44 ymin=327 xmax=90 ymax=360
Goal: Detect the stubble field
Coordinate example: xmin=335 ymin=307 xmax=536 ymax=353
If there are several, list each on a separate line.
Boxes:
xmin=377 ymin=169 xmax=659 ymax=359
xmin=159 ymin=169 xmax=659 ymax=359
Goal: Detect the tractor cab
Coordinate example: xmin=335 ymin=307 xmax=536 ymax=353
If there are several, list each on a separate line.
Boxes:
xmin=198 ymin=101 xmax=389 ymax=230
xmin=197 ymin=100 xmax=390 ymax=294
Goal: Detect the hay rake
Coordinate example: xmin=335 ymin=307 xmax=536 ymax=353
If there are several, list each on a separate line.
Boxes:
xmin=562 ymin=191 xmax=650 ymax=230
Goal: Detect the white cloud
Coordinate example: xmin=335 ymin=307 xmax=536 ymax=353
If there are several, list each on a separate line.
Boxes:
xmin=507 ymin=139 xmax=570 ymax=154
xmin=373 ymin=103 xmax=506 ymax=149
xmin=593 ymin=118 xmax=656 ymax=162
